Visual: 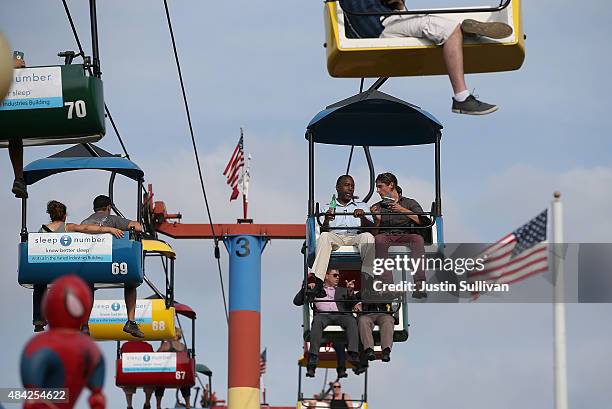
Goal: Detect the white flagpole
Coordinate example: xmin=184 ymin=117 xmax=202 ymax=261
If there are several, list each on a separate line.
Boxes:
xmin=552 ymin=191 xmax=568 ymax=409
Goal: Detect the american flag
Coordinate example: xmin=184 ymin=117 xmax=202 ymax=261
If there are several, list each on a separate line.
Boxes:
xmin=468 ymin=210 xmax=548 ymax=293
xmin=223 ymin=134 xmax=244 ymax=201
xmin=260 ymin=348 xmax=267 ymax=376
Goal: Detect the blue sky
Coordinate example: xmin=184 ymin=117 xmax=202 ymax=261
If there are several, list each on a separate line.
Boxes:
xmin=1 ymin=1 xmax=611 ymax=408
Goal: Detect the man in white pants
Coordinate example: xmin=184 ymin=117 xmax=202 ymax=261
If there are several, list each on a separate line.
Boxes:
xmin=380 ymin=0 xmax=513 ymax=115
xmin=309 ymin=175 xmax=375 ymax=297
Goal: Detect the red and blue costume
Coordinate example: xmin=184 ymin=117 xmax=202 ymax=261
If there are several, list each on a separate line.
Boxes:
xmin=20 ymin=275 xmax=105 ymax=409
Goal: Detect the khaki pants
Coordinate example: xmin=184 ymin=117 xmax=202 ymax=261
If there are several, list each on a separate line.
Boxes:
xmin=311 ymin=232 xmax=375 ymax=280
xmin=358 ymin=313 xmax=395 ymax=350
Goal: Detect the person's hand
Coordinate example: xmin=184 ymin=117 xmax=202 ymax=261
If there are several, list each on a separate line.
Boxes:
xmin=108 ymin=228 xmax=124 ymax=239
xmin=345 ymin=279 xmax=355 ymax=290
xmin=353 ymin=208 xmax=365 ymax=219
xmin=370 ymin=204 xmax=382 ymax=222
xmin=389 ymin=202 xmax=408 ymax=213
xmin=13 ymin=58 xmax=25 ymax=69
xmin=307 ymin=282 xmax=316 ymax=290
xmin=353 ymin=302 xmax=362 ymax=312
xmin=324 ymin=208 xmax=335 ymax=221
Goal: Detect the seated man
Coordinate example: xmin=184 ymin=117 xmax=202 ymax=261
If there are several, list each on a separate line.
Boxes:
xmin=309 ymin=174 xmax=375 ymax=297
xmin=370 ymin=172 xmax=429 ymax=299
xmin=379 ymin=0 xmax=513 ymax=115
xmin=293 ymin=269 xmax=360 ymax=378
xmin=81 ymin=195 xmax=145 ymax=338
xmin=354 ymin=274 xmax=395 ymax=364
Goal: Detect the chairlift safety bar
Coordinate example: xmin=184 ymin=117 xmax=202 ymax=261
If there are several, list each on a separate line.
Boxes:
xmin=328 ymin=0 xmax=511 ymax=16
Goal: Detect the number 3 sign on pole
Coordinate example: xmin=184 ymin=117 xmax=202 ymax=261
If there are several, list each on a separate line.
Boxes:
xmin=223 ymin=235 xmax=268 ymax=409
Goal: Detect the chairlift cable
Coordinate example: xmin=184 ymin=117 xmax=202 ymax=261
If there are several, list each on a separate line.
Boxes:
xmin=345 ymin=146 xmax=354 ymax=175
xmin=60 ymin=0 xmax=131 ymax=159
xmin=345 ymin=78 xmax=364 ymax=175
xmin=162 ymin=0 xmax=228 ymax=324
xmin=346 ymin=78 xmax=365 ymax=175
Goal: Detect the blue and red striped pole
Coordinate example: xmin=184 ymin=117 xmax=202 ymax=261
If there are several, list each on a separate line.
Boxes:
xmin=224 ymin=235 xmax=267 ymax=409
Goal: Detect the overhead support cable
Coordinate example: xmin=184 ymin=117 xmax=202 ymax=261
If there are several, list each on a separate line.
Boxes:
xmin=346 ymin=78 xmax=366 ymax=175
xmin=60 ymin=0 xmax=130 ymax=159
xmin=162 ymin=0 xmax=228 ymax=324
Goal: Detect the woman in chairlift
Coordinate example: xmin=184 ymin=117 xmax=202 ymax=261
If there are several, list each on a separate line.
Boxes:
xmin=33 ymin=200 xmax=124 ymax=332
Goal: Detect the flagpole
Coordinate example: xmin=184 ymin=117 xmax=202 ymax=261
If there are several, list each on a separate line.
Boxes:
xmin=552 ymin=191 xmax=568 ymax=409
xmin=240 ymin=128 xmax=248 ymax=220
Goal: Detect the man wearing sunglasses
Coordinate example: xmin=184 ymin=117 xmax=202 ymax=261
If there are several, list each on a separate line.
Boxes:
xmin=294 ymin=269 xmax=360 ymax=378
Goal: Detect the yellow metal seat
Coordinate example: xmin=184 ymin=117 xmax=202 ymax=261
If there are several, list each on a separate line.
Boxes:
xmin=142 ymin=239 xmax=176 ymax=259
xmin=325 ymin=0 xmax=525 ymax=77
xmin=89 ymin=298 xmax=176 ymax=341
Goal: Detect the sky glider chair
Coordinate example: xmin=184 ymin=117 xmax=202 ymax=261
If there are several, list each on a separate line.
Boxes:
xmin=305 ymin=89 xmax=445 ymax=271
xmin=297 ymin=352 xmax=369 ymax=409
xmin=115 ymin=303 xmax=197 ymax=390
xmin=0 ymin=64 xmax=104 ymax=147
xmin=89 ymin=239 xmax=178 ymax=341
xmin=302 ymin=90 xmax=450 ymax=350
xmin=17 ymin=144 xmax=146 ymax=290
xmin=300 ymin=269 xmax=409 ymax=350
xmin=325 ymin=0 xmax=525 ymax=77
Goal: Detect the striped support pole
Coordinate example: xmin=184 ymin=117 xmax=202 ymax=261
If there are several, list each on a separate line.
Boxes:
xmin=224 ymin=235 xmax=267 ymax=409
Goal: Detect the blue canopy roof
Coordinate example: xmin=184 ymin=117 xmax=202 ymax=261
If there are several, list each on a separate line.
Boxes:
xmin=306 ymin=90 xmax=443 ymax=146
xmin=24 ymin=144 xmax=144 ymax=185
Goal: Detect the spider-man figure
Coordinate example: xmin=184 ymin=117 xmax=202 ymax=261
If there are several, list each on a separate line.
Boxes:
xmin=20 ymin=275 xmax=105 ymax=409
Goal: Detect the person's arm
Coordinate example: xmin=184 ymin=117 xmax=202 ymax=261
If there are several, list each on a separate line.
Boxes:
xmin=173 ymin=340 xmax=187 ymax=352
xmin=388 ymin=199 xmax=423 ymax=225
xmin=127 ymin=220 xmax=143 ymax=232
xmin=320 ymin=204 xmax=334 ymax=232
xmin=369 ymin=203 xmax=382 ymax=235
xmin=294 ymin=281 xmax=315 ymax=306
xmin=66 ymin=223 xmax=124 ymax=238
xmin=157 ymin=341 xmax=170 ymax=352
xmin=354 ymin=203 xmax=375 ymax=229
xmin=344 ymin=393 xmax=353 ymax=408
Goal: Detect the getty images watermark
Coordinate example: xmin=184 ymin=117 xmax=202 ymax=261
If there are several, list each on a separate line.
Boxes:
xmin=371 ymin=254 xmax=510 ymax=294
xmin=357 ymin=243 xmax=612 ymax=303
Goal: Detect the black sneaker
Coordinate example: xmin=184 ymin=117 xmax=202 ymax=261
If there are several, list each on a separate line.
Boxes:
xmin=34 ymin=324 xmax=46 ymax=333
xmin=381 ymin=348 xmax=391 ymax=362
xmin=306 ymin=365 xmax=316 ymax=378
xmin=364 ymin=348 xmax=376 ymax=361
xmin=12 ymin=179 xmax=27 ymax=199
xmin=461 ymin=19 xmax=513 ymax=39
xmin=452 ymin=95 xmax=498 ymax=115
xmin=412 ymin=280 xmax=428 ymax=299
xmin=347 ymin=351 xmax=362 ymax=366
xmin=352 ymin=363 xmax=368 ymax=375
xmin=336 ymin=367 xmax=348 ymax=378
xmin=306 ymin=354 xmax=318 ymax=377
xmin=123 ymin=320 xmax=145 ymax=338
xmin=412 ymin=288 xmax=428 ymax=299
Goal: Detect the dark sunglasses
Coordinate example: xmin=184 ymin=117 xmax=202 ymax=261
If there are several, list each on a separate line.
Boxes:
xmin=333 ymin=385 xmax=341 ymax=389
xmin=328 ymin=273 xmax=340 ymax=277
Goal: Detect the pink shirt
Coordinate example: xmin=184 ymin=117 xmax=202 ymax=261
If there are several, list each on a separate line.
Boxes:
xmin=314 ymin=285 xmax=339 ymax=312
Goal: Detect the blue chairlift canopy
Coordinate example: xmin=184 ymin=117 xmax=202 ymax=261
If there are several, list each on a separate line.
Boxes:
xmin=24 ymin=144 xmax=144 ymax=186
xmin=306 ymin=90 xmax=443 ymax=146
